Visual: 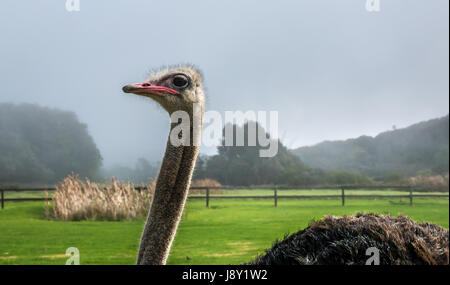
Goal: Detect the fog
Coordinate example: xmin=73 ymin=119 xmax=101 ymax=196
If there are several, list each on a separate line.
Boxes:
xmin=0 ymin=0 xmax=448 ymax=168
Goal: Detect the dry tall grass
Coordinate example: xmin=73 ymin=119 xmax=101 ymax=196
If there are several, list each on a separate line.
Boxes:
xmin=51 ymin=174 xmax=155 ymax=221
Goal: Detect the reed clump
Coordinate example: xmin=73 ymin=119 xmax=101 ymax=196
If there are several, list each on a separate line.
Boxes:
xmin=51 ymin=174 xmax=155 ymax=221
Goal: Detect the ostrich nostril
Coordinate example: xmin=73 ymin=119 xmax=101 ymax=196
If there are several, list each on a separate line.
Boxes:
xmin=141 ymin=82 xmax=151 ymax=87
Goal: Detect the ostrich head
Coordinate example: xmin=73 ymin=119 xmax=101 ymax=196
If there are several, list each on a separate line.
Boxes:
xmin=122 ymin=65 xmax=205 ymax=265
xmin=122 ymin=66 xmax=205 ymax=114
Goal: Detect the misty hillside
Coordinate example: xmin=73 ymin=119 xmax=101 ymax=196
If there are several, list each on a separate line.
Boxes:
xmin=292 ymin=115 xmax=449 ymax=178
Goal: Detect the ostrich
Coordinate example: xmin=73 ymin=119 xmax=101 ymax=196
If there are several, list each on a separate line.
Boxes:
xmin=122 ymin=65 xmax=449 ymax=265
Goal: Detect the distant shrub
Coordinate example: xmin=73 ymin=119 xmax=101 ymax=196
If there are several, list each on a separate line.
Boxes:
xmin=189 ymin=179 xmax=222 ymax=194
xmin=51 ymin=174 xmax=155 ymax=221
xmin=324 ymin=171 xmax=373 ymax=185
xmin=409 ymin=173 xmax=449 ymax=187
xmin=380 ymin=172 xmax=409 ymax=185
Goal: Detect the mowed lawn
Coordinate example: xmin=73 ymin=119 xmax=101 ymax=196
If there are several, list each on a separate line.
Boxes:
xmin=0 ymin=195 xmax=448 ymax=265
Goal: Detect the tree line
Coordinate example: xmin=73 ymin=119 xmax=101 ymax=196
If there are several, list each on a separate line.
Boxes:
xmin=2 ymin=103 xmax=446 ymax=186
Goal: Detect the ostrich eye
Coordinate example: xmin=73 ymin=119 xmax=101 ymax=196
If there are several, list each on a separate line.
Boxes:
xmin=172 ymin=75 xmax=189 ymax=89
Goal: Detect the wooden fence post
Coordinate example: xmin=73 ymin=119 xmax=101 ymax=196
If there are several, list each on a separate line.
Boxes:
xmin=409 ymin=187 xmax=413 ymax=206
xmin=1 ymin=190 xmax=4 ymax=210
xmin=341 ymin=187 xmax=345 ymax=207
xmin=274 ymin=187 xmax=278 ymax=207
xmin=206 ymin=188 xmax=210 ymax=208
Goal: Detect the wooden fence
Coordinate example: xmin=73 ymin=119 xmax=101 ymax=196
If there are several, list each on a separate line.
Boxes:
xmin=0 ymin=185 xmax=448 ymax=209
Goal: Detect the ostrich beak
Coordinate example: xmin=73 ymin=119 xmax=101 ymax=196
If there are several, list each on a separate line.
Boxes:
xmin=122 ymin=82 xmax=180 ymax=96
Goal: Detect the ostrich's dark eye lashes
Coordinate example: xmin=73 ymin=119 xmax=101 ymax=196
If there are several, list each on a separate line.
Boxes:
xmin=172 ymin=75 xmax=189 ymax=88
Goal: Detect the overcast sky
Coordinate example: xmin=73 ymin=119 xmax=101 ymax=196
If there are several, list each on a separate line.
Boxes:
xmin=0 ymin=0 xmax=448 ymax=167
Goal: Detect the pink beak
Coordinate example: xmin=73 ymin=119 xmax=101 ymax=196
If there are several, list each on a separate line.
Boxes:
xmin=122 ymin=82 xmax=180 ymax=96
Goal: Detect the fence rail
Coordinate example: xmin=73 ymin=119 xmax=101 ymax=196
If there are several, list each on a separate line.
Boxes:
xmin=0 ymin=185 xmax=448 ymax=209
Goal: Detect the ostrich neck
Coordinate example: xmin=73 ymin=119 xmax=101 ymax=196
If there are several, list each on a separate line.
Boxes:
xmin=137 ymin=111 xmax=202 ymax=265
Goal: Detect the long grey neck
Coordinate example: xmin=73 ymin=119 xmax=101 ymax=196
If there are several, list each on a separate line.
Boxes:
xmin=137 ymin=112 xmax=202 ymax=265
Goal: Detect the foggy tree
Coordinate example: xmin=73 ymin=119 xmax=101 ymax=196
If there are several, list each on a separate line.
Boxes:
xmin=133 ymin=158 xmax=159 ymax=183
xmin=99 ymin=158 xmax=159 ymax=184
xmin=0 ymin=103 xmax=102 ymax=184
xmin=197 ymin=122 xmax=317 ymax=186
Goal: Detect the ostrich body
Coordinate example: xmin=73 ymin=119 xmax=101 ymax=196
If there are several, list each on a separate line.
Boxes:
xmin=248 ymin=213 xmax=449 ymax=265
xmin=123 ymin=65 xmax=449 ymax=265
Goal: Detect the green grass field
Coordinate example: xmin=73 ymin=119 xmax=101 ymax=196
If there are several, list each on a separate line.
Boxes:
xmin=0 ymin=194 xmax=448 ymax=265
